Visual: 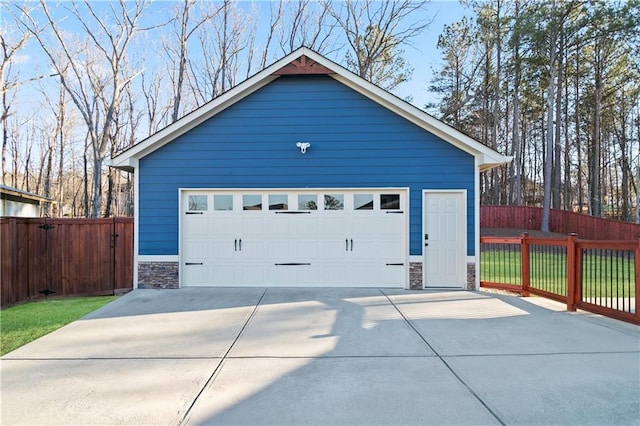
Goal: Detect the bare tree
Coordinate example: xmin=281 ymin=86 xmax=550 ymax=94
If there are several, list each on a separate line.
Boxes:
xmin=163 ymin=0 xmax=219 ymax=122
xmin=188 ymin=0 xmax=256 ymax=104
xmin=140 ymin=70 xmax=171 ymax=136
xmin=278 ymin=0 xmax=336 ymax=55
xmin=258 ymin=0 xmax=284 ymax=69
xmin=0 ymin=28 xmax=29 ymax=186
xmin=18 ymin=0 xmax=152 ymax=217
xmin=36 ymin=78 xmax=68 ymax=216
xmin=1 ymin=6 xmax=56 ymax=186
xmin=326 ymin=0 xmax=431 ymax=90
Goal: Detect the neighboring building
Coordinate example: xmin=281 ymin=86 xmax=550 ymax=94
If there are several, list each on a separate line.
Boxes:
xmin=0 ymin=184 xmax=53 ymax=218
xmin=110 ymin=48 xmax=510 ymax=290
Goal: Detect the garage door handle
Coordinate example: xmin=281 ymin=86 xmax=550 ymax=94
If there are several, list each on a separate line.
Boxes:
xmin=275 ymin=263 xmax=311 ymax=266
xmin=386 ymin=263 xmax=404 ymax=266
xmin=386 ymin=211 xmax=404 ymax=214
xmin=275 ymin=211 xmax=311 ymax=214
xmin=234 ymin=239 xmax=237 ymax=251
xmin=350 ymin=239 xmax=353 ymax=251
xmin=239 ymin=238 xmax=242 ymax=251
xmin=185 ymin=262 xmax=203 ymax=265
xmin=345 ymin=238 xmax=349 ymax=251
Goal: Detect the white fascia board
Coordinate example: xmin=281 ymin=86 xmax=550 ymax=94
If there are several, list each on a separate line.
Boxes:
xmin=110 ymin=76 xmax=278 ymax=170
xmin=111 ymin=46 xmax=511 ymax=172
xmin=107 ymin=156 xmax=137 ymax=172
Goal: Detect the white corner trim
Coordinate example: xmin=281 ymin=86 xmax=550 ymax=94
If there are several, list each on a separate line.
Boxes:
xmin=474 ymin=157 xmax=481 ymax=291
xmin=133 ymin=158 xmax=140 ymax=289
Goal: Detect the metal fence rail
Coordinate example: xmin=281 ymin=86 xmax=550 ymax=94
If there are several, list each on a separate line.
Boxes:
xmin=480 ymin=233 xmax=639 ymax=325
xmin=529 ymin=242 xmax=567 ymax=302
xmin=575 ymin=241 xmax=637 ymax=323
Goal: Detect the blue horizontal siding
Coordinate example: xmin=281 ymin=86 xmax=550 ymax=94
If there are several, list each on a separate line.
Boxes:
xmin=139 ymin=75 xmax=475 ymax=256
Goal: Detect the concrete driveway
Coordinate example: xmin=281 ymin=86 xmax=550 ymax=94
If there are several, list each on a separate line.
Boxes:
xmin=1 ymin=288 xmax=639 ymax=425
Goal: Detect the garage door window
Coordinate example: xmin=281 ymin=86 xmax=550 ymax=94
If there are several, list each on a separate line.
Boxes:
xmin=214 ymin=195 xmax=233 ymax=211
xmin=324 ymin=194 xmax=344 ymax=210
xmin=298 ymin=194 xmax=317 ymax=210
xmin=243 ymin=194 xmax=262 ymax=210
xmin=381 ymin=194 xmax=400 ymax=210
xmin=354 ymin=194 xmax=373 ymax=210
xmin=188 ymin=195 xmax=207 ymax=211
xmin=269 ymin=194 xmax=288 ymax=210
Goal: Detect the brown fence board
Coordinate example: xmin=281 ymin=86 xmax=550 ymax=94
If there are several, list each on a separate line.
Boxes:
xmin=481 ymin=206 xmax=640 ymax=240
xmin=1 ymin=217 xmax=133 ymax=308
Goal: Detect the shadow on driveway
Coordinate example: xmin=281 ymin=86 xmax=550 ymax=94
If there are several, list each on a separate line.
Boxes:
xmin=2 ymin=288 xmax=639 ymax=425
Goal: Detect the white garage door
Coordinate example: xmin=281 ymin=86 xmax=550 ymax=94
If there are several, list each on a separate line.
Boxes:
xmin=181 ymin=189 xmax=407 ymax=287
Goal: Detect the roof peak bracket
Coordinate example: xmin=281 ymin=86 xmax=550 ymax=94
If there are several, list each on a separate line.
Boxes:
xmin=272 ymin=55 xmax=335 ymax=76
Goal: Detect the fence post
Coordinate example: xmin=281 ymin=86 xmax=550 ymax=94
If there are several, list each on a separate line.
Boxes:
xmin=521 ymin=232 xmax=530 ymax=297
xmin=566 ymin=233 xmax=578 ymax=312
xmin=635 ymin=238 xmax=640 ymax=323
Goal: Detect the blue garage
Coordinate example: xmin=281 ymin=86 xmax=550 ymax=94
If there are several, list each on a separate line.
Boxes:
xmin=110 ymin=48 xmax=509 ymax=290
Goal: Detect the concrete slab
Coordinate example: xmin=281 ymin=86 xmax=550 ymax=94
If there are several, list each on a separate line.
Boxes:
xmin=184 ymin=357 xmax=501 ymax=425
xmin=0 ymin=358 xmax=217 ymax=425
xmin=2 ymin=288 xmax=638 ymax=425
xmin=229 ymin=288 xmax=434 ymax=357
xmin=5 ymin=288 xmax=265 ymax=359
xmin=445 ymin=352 xmax=640 ymax=425
xmin=385 ymin=291 xmax=640 ymax=356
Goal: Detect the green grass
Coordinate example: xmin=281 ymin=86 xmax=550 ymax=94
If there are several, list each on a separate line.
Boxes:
xmin=481 ymin=249 xmax=636 ymax=298
xmin=0 ymin=296 xmax=118 ymax=356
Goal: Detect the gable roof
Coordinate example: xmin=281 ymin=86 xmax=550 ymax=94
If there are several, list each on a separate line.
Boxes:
xmin=110 ymin=47 xmax=510 ymax=172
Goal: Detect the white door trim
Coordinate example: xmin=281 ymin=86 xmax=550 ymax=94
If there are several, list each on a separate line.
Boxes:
xmin=422 ymin=189 xmax=467 ymax=289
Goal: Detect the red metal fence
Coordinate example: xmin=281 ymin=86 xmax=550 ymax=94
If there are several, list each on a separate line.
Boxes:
xmin=481 ymin=233 xmax=640 ymax=325
xmin=481 ymin=206 xmax=640 ymax=240
xmin=1 ymin=217 xmax=133 ymax=308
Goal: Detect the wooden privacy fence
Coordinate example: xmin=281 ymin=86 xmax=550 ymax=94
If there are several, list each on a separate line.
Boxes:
xmin=1 ymin=217 xmax=133 ymax=308
xmin=481 ymin=205 xmax=640 ymax=240
xmin=481 ymin=233 xmax=640 ymax=325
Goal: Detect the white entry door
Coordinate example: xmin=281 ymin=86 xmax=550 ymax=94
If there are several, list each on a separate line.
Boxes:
xmin=181 ymin=189 xmax=408 ymax=288
xmin=423 ymin=191 xmax=466 ymax=288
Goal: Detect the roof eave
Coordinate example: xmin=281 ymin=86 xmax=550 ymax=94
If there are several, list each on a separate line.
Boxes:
xmin=111 ymin=47 xmax=511 ymax=171
xmin=479 ymin=156 xmax=513 ymax=172
xmin=320 ymin=58 xmax=509 ymax=166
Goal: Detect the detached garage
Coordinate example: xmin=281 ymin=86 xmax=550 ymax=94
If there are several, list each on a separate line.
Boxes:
xmin=110 ymin=47 xmax=509 ymax=290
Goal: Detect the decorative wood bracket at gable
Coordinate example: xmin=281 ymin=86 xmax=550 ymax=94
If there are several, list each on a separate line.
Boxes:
xmin=272 ymin=55 xmax=335 ymax=75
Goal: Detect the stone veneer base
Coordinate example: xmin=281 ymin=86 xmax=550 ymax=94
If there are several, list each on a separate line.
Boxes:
xmin=136 ymin=261 xmax=476 ymax=291
xmin=409 ymin=261 xmax=476 ymax=290
xmin=138 ymin=261 xmax=179 ymax=289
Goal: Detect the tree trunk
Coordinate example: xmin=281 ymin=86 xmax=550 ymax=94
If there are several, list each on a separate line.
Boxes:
xmin=589 ymin=48 xmax=602 ymax=217
xmin=541 ymin=48 xmax=556 ymax=232
xmin=552 ymin=35 xmax=563 ymax=210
